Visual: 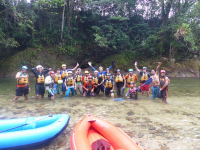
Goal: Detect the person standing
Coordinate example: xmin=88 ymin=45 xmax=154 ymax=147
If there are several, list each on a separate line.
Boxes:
xmin=83 ymin=76 xmax=95 ymax=97
xmin=160 ymin=70 xmax=170 ymax=104
xmin=45 ymin=71 xmax=55 ymax=101
xmin=88 ymin=62 xmax=112 ymax=93
xmin=32 ymin=65 xmax=51 ymax=99
xmin=60 ymin=63 xmax=79 ymax=95
xmin=150 ymin=62 xmax=161 ymax=98
xmin=93 ymin=70 xmax=100 ymax=94
xmin=53 ymin=68 xmax=62 ymax=96
xmin=115 ymin=69 xmax=126 ymax=97
xmin=74 ymin=68 xmax=83 ymax=94
xmin=65 ymin=71 xmax=76 ymax=97
xmin=103 ymin=73 xmax=114 ymax=98
xmin=124 ymin=69 xmax=138 ymax=93
xmin=13 ymin=66 xmax=30 ymax=102
xmin=135 ymin=62 xmax=150 ymax=97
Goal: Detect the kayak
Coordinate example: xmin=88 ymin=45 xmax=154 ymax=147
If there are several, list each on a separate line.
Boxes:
xmin=70 ymin=114 xmax=143 ymax=150
xmin=0 ymin=114 xmax=70 ymax=150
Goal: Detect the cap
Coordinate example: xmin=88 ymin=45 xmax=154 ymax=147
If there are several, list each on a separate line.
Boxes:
xmin=160 ymin=70 xmax=166 ymax=73
xmin=88 ymin=75 xmax=93 ymax=79
xmin=143 ymin=67 xmax=147 ymax=70
xmin=85 ymin=71 xmax=89 ymax=74
xmin=36 ymin=65 xmax=43 ymax=70
xmin=50 ymin=71 xmax=55 ymax=74
xmin=62 ymin=64 xmax=66 ymax=67
xmin=94 ymin=70 xmax=98 ymax=73
xmin=106 ymin=68 xmax=109 ymax=70
xmin=22 ymin=66 xmax=28 ymax=70
xmin=68 ymin=71 xmax=72 ymax=74
xmin=128 ymin=69 xmax=133 ymax=72
xmin=117 ymin=69 xmax=120 ymax=72
xmin=106 ymin=73 xmax=111 ymax=76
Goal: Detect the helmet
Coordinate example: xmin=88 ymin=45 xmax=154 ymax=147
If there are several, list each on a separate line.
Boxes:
xmin=106 ymin=68 xmax=109 ymax=70
xmin=94 ymin=70 xmax=98 ymax=73
xmin=85 ymin=71 xmax=89 ymax=74
xmin=143 ymin=67 xmax=147 ymax=70
xmin=130 ymin=82 xmax=135 ymax=84
xmin=50 ymin=71 xmax=55 ymax=74
xmin=88 ymin=75 xmax=93 ymax=79
xmin=68 ymin=71 xmax=72 ymax=74
xmin=22 ymin=66 xmax=28 ymax=70
xmin=117 ymin=69 xmax=120 ymax=72
xmin=62 ymin=64 xmax=66 ymax=67
xmin=128 ymin=69 xmax=133 ymax=72
xmin=160 ymin=70 xmax=166 ymax=73
xmin=36 ymin=65 xmax=43 ymax=70
xmin=77 ymin=68 xmax=81 ymax=71
xmin=106 ymin=73 xmax=111 ymax=76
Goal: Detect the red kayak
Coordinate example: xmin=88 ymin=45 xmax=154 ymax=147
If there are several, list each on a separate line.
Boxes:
xmin=70 ymin=114 xmax=143 ymax=150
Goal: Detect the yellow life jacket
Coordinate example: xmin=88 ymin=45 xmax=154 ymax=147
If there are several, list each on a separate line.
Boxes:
xmin=54 ymin=75 xmax=62 ymax=83
xmin=61 ymin=70 xmax=68 ymax=79
xmin=126 ymin=75 xmax=135 ymax=84
xmin=115 ymin=74 xmax=123 ymax=83
xmin=37 ymin=75 xmax=45 ymax=84
xmin=105 ymin=80 xmax=113 ymax=88
xmin=67 ymin=77 xmax=75 ymax=86
xmin=76 ymin=75 xmax=82 ymax=82
xmin=17 ymin=72 xmax=28 ymax=85
xmin=141 ymin=73 xmax=149 ymax=82
xmin=83 ymin=76 xmax=88 ymax=84
xmin=93 ymin=77 xmax=98 ymax=85
xmin=99 ymin=74 xmax=104 ymax=80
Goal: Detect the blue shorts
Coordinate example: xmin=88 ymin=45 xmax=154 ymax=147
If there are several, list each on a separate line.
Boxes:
xmin=152 ymin=86 xmax=160 ymax=98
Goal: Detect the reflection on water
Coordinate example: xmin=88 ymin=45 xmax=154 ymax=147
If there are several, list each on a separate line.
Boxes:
xmin=0 ymin=78 xmax=200 ymax=150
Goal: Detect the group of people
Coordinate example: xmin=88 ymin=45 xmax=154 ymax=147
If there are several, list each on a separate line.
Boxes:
xmin=13 ymin=61 xmax=170 ymax=104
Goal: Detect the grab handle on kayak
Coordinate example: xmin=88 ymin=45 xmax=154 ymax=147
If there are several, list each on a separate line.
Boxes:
xmin=0 ymin=115 xmax=53 ymax=133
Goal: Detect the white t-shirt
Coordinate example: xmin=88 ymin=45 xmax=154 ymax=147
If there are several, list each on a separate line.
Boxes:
xmin=45 ymin=76 xmax=53 ymax=90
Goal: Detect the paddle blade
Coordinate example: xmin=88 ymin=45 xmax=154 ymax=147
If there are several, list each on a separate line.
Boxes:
xmin=114 ymin=97 xmax=124 ymax=101
xmin=142 ymin=78 xmax=153 ymax=86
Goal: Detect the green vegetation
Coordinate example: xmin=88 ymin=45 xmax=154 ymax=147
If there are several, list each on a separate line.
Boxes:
xmin=0 ymin=0 xmax=200 ymax=73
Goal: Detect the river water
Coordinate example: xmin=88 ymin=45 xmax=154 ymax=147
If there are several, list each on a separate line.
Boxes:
xmin=0 ymin=78 xmax=200 ymax=150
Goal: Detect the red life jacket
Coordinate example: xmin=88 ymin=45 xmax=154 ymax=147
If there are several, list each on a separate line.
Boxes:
xmin=130 ymin=87 xmax=137 ymax=95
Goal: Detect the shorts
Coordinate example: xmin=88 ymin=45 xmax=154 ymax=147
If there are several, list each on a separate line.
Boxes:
xmin=152 ymin=86 xmax=160 ymax=98
xmin=105 ymin=88 xmax=112 ymax=95
xmin=15 ymin=85 xmax=29 ymax=96
xmin=35 ymin=84 xmax=45 ymax=95
xmin=47 ymin=89 xmax=54 ymax=97
xmin=140 ymin=83 xmax=149 ymax=91
xmin=53 ymin=83 xmax=61 ymax=94
xmin=160 ymin=88 xmax=168 ymax=100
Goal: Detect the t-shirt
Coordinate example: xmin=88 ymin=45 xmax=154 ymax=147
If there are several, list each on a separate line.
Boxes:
xmin=45 ymin=76 xmax=53 ymax=90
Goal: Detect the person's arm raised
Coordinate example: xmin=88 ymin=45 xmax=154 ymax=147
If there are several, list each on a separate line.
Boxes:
xmin=71 ymin=63 xmax=79 ymax=71
xmin=156 ymin=62 xmax=161 ymax=75
xmin=88 ymin=62 xmax=96 ymax=71
xmin=134 ymin=62 xmax=140 ymax=73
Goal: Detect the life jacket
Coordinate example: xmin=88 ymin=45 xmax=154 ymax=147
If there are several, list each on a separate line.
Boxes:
xmin=141 ymin=72 xmax=149 ymax=82
xmin=54 ymin=75 xmax=62 ymax=83
xmin=126 ymin=75 xmax=135 ymax=84
xmin=83 ymin=76 xmax=88 ymax=84
xmin=105 ymin=80 xmax=113 ymax=88
xmin=115 ymin=74 xmax=123 ymax=83
xmin=87 ymin=82 xmax=93 ymax=90
xmin=99 ymin=74 xmax=104 ymax=80
xmin=37 ymin=75 xmax=45 ymax=84
xmin=66 ymin=77 xmax=75 ymax=86
xmin=61 ymin=70 xmax=68 ymax=79
xmin=76 ymin=75 xmax=82 ymax=82
xmin=93 ymin=77 xmax=98 ymax=85
xmin=17 ymin=72 xmax=28 ymax=85
xmin=160 ymin=76 xmax=170 ymax=90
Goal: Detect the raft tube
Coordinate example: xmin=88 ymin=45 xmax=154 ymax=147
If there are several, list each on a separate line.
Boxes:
xmin=70 ymin=114 xmax=143 ymax=150
xmin=0 ymin=114 xmax=70 ymax=150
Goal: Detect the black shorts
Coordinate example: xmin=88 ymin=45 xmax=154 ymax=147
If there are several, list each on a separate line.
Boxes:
xmin=105 ymin=88 xmax=112 ymax=95
xmin=35 ymin=84 xmax=45 ymax=95
xmin=160 ymin=88 xmax=168 ymax=100
xmin=15 ymin=85 xmax=29 ymax=96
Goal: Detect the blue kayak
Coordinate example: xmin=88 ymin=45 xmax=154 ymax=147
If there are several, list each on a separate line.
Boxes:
xmin=0 ymin=114 xmax=70 ymax=150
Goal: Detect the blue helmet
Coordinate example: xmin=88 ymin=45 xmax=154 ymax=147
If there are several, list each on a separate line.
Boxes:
xmin=128 ymin=69 xmax=133 ymax=72
xmin=22 ymin=66 xmax=28 ymax=70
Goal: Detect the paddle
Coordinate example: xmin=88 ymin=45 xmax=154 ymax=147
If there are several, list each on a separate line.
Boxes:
xmin=114 ymin=78 xmax=153 ymax=101
xmin=0 ymin=115 xmax=53 ymax=133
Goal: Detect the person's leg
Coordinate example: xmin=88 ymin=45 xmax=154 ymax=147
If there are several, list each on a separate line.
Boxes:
xmin=90 ymin=91 xmax=95 ymax=96
xmin=62 ymin=82 xmax=66 ymax=95
xmin=100 ymin=84 xmax=105 ymax=93
xmin=23 ymin=85 xmax=29 ymax=100
xmin=65 ymin=88 xmax=70 ymax=97
xmin=145 ymin=84 xmax=150 ymax=97
xmin=116 ymin=87 xmax=120 ymax=96
xmin=120 ymin=87 xmax=124 ymax=97
xmin=53 ymin=84 xmax=57 ymax=94
xmin=95 ymin=86 xmax=101 ymax=95
xmin=35 ymin=85 xmax=39 ymax=99
xmin=162 ymin=89 xmax=168 ymax=104
xmin=41 ymin=84 xmax=45 ymax=99
xmin=152 ymin=86 xmax=156 ymax=98
xmin=140 ymin=83 xmax=145 ymax=96
xmin=71 ymin=87 xmax=75 ymax=96
xmin=13 ymin=96 xmax=20 ymax=102
xmin=83 ymin=91 xmax=88 ymax=97
xmin=105 ymin=88 xmax=110 ymax=96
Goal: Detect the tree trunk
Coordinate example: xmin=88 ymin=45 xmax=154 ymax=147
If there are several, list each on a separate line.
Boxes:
xmin=61 ymin=4 xmax=66 ymax=48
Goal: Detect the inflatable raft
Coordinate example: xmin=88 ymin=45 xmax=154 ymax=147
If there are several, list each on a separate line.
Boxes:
xmin=0 ymin=114 xmax=70 ymax=150
xmin=70 ymin=114 xmax=143 ymax=150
